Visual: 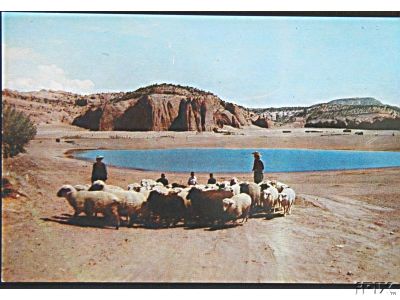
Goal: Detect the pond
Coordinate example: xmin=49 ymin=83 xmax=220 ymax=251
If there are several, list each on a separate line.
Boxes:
xmin=73 ymin=148 xmax=400 ymax=173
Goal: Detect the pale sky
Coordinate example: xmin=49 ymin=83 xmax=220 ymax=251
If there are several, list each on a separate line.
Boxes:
xmin=2 ymin=13 xmax=399 ymax=107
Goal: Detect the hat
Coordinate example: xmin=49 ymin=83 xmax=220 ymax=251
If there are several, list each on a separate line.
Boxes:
xmin=252 ymin=151 xmax=261 ymax=156
xmin=96 ymin=155 xmax=104 ymax=160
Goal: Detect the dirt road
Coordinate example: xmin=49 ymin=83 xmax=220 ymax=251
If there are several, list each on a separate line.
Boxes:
xmin=2 ymin=124 xmax=399 ymax=282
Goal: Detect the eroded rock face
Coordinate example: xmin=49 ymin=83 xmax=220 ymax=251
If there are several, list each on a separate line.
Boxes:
xmin=73 ymin=84 xmax=251 ymax=132
xmin=72 ymin=107 xmax=103 ymax=131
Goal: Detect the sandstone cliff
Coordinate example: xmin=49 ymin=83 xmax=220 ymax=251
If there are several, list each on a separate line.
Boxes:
xmin=73 ymin=84 xmax=251 ymax=132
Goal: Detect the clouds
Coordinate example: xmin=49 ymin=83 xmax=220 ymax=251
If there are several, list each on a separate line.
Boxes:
xmin=6 ymin=64 xmax=95 ymax=94
xmin=3 ymin=45 xmax=95 ymax=94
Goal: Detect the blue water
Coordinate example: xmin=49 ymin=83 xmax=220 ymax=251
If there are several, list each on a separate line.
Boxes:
xmin=73 ymin=148 xmax=400 ymax=173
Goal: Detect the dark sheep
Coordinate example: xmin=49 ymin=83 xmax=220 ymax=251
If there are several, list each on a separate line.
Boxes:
xmin=186 ymin=187 xmax=233 ymax=225
xmin=142 ymin=190 xmax=187 ymax=227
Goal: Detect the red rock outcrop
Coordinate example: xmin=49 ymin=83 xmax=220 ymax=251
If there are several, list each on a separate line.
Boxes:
xmin=73 ymin=84 xmax=251 ymax=132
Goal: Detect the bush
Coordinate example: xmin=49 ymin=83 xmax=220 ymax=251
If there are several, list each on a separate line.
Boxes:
xmin=2 ymin=105 xmax=37 ymax=158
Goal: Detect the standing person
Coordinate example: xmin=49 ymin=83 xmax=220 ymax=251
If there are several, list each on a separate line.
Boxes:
xmin=207 ymin=173 xmax=217 ymax=184
xmin=252 ymin=151 xmax=264 ymax=184
xmin=91 ymin=155 xmax=107 ymax=183
xmin=156 ymin=173 xmax=169 ymax=186
xmin=187 ymin=171 xmax=198 ymax=186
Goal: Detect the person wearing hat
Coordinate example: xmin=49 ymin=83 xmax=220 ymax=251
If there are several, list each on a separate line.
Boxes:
xmin=91 ymin=155 xmax=108 ymax=183
xmin=156 ymin=173 xmax=169 ymax=186
xmin=252 ymin=151 xmax=264 ymax=184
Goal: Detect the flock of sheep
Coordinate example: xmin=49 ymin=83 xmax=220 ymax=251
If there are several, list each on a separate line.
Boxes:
xmin=56 ymin=178 xmax=296 ymax=229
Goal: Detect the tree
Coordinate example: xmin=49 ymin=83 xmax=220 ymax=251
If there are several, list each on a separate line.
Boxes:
xmin=2 ymin=104 xmax=37 ymax=158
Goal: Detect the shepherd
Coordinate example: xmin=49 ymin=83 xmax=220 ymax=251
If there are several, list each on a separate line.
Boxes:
xmin=91 ymin=155 xmax=108 ymax=183
xmin=252 ymin=151 xmax=264 ymax=184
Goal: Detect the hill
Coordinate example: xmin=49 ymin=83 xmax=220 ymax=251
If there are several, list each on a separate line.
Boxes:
xmin=327 ymin=97 xmax=383 ymax=106
xmin=2 ymin=87 xmax=399 ymax=131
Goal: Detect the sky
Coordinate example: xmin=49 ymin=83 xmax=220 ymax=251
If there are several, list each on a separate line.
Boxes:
xmin=2 ymin=13 xmax=399 ymax=107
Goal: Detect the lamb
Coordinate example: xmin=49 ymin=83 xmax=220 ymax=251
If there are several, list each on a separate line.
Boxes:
xmin=56 ymin=185 xmax=120 ymax=229
xmin=279 ymin=187 xmax=296 ymax=216
xmin=89 ymin=180 xmax=124 ymax=192
xmin=222 ymin=193 xmax=252 ymax=223
xmin=261 ymin=186 xmax=280 ymax=212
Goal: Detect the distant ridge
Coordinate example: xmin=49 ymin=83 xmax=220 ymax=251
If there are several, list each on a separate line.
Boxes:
xmin=2 ymin=85 xmax=400 ymax=130
xmin=327 ymin=97 xmax=383 ymax=106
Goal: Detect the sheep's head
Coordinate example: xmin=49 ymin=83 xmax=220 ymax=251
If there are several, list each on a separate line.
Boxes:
xmin=222 ymin=198 xmax=235 ymax=211
xmin=127 ymin=183 xmax=141 ymax=192
xmin=230 ymin=177 xmax=238 ymax=186
xmin=279 ymin=192 xmax=288 ymax=201
xmin=57 ymin=185 xmax=74 ymax=197
xmin=89 ymin=180 xmax=106 ymax=191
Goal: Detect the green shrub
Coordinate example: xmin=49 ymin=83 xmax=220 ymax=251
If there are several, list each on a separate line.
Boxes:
xmin=2 ymin=105 xmax=37 ymax=158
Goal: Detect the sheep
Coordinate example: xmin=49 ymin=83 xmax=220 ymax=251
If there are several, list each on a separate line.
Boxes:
xmin=56 ymin=185 xmax=120 ymax=229
xmin=279 ymin=187 xmax=296 ymax=216
xmin=115 ymin=191 xmax=147 ymax=227
xmin=140 ymin=179 xmax=158 ymax=189
xmin=222 ymin=193 xmax=252 ymax=223
xmin=271 ymin=180 xmax=289 ymax=193
xmin=171 ymin=183 xmax=187 ymax=189
xmin=186 ymin=187 xmax=233 ymax=225
xmin=223 ymin=183 xmax=241 ymax=195
xmin=240 ymin=182 xmax=261 ymax=208
xmin=127 ymin=183 xmax=141 ymax=192
xmin=217 ymin=181 xmax=230 ymax=189
xmin=204 ymin=184 xmax=219 ymax=191
xmin=89 ymin=180 xmax=124 ymax=192
xmin=229 ymin=177 xmax=239 ymax=186
xmin=89 ymin=181 xmax=148 ymax=226
xmin=74 ymin=184 xmax=90 ymax=191
xmin=258 ymin=180 xmax=273 ymax=191
xmin=151 ymin=185 xmax=170 ymax=195
xmin=142 ymin=190 xmax=187 ymax=227
xmin=261 ymin=186 xmax=280 ymax=212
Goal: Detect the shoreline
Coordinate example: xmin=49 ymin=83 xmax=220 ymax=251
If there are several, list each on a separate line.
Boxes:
xmin=2 ymin=123 xmax=400 ymax=283
xmin=66 ymin=146 xmax=400 ymax=176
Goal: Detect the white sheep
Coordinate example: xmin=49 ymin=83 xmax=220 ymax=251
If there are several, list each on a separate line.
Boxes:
xmin=279 ymin=187 xmax=296 ymax=216
xmin=56 ymin=184 xmax=121 ymax=229
xmin=261 ymin=186 xmax=280 ymax=212
xmin=127 ymin=183 xmax=141 ymax=192
xmin=73 ymin=184 xmax=90 ymax=191
xmin=222 ymin=193 xmax=252 ymax=223
xmin=89 ymin=180 xmax=124 ymax=192
xmin=114 ymin=191 xmax=147 ymax=227
xmin=223 ymin=183 xmax=241 ymax=195
xmin=88 ymin=181 xmax=148 ymax=226
xmin=204 ymin=184 xmax=219 ymax=191
xmin=140 ymin=179 xmax=158 ymax=189
xmin=271 ymin=180 xmax=289 ymax=193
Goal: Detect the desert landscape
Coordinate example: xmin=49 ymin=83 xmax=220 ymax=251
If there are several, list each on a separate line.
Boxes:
xmin=2 ymin=120 xmax=400 ymax=282
xmin=2 ymin=13 xmax=400 ymax=284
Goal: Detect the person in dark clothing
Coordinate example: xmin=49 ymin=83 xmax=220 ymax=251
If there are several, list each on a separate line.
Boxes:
xmin=91 ymin=155 xmax=107 ymax=183
xmin=207 ymin=173 xmax=217 ymax=184
xmin=156 ymin=173 xmax=169 ymax=186
xmin=252 ymin=151 xmax=264 ymax=184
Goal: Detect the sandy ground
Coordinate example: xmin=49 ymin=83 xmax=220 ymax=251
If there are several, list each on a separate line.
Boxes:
xmin=2 ymin=123 xmax=400 ymax=283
